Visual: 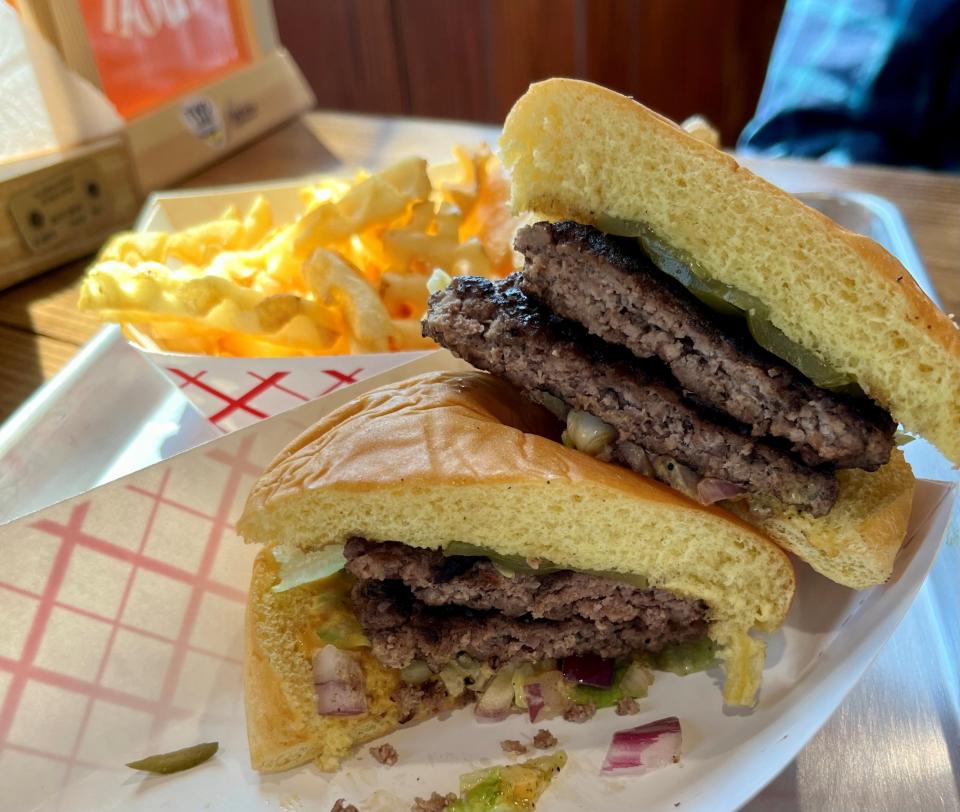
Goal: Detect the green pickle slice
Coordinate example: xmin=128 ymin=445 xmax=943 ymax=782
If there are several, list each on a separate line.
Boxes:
xmin=443 ymin=541 xmax=568 ymax=576
xmin=746 ymin=315 xmax=862 ymax=395
xmin=442 ymin=542 xmax=648 ymax=588
xmin=593 ymin=214 xmax=864 ymax=395
xmin=568 ymin=661 xmax=631 ymax=708
xmin=126 ymin=741 xmax=218 ymax=774
xmin=652 ymin=638 xmax=717 ymax=676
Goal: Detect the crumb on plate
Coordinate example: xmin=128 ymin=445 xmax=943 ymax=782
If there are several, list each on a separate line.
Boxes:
xmin=411 ymin=791 xmax=458 ymax=812
xmin=563 ymin=702 xmax=596 ymax=723
xmin=369 ymin=743 xmax=398 ymax=766
xmin=500 ymin=739 xmax=528 ymax=755
xmin=533 ymin=728 xmax=558 ymax=749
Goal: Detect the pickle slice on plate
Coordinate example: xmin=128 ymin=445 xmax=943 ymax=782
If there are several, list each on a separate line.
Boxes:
xmin=126 ymin=741 xmax=218 ymax=774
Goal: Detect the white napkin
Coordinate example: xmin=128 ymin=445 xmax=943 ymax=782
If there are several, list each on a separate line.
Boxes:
xmin=0 ymin=3 xmax=123 ymax=164
xmin=0 ymin=2 xmax=57 ymax=160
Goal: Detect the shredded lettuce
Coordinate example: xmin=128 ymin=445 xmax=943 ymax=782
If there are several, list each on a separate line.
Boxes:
xmin=438 ymin=657 xmax=495 ymax=698
xmin=314 ymin=622 xmax=369 ymax=650
xmin=511 ymin=660 xmax=557 ymax=708
xmin=449 ymin=752 xmax=567 ymax=812
xmin=452 ymin=772 xmax=501 ymax=811
xmin=271 ymin=544 xmax=346 ymax=593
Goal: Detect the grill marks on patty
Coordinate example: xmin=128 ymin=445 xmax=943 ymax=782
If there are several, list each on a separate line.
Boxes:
xmin=516 ymin=221 xmax=895 ymax=471
xmin=344 ymin=538 xmax=708 ymax=669
xmin=422 ymin=274 xmax=838 ymax=515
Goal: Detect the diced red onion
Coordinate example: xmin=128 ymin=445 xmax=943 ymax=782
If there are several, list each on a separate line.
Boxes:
xmin=315 ymin=681 xmax=367 ymax=715
xmin=601 ymin=717 xmax=682 ymax=775
xmin=313 ymin=645 xmax=354 ymax=684
xmin=312 ymin=645 xmax=367 ymax=716
xmin=400 ymin=660 xmax=433 ymax=686
xmin=697 ymin=478 xmax=748 ymax=505
xmin=536 ymin=391 xmax=570 ymax=421
xmin=524 ymin=683 xmax=545 ymax=722
xmin=475 ymin=668 xmax=515 ymax=722
xmin=561 ymin=654 xmax=614 ymax=688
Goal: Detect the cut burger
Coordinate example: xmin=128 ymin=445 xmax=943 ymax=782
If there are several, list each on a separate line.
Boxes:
xmin=238 ymin=372 xmax=796 ymax=771
xmin=234 ymin=80 xmax=958 ymax=779
xmin=419 ymin=78 xmax=957 ymax=589
xmin=423 ymin=272 xmax=841 ymax=516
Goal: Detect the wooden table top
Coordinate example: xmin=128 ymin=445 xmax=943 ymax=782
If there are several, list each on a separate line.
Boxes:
xmin=1 ymin=111 xmax=958 ymax=422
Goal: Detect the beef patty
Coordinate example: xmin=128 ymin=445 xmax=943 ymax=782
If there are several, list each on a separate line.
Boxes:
xmin=422 ymin=274 xmax=838 ymax=515
xmin=344 ymin=538 xmax=708 ymax=669
xmin=516 ymin=221 xmax=895 ymax=471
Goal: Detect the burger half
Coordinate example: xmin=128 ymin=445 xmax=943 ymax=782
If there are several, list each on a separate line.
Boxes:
xmin=238 ymin=372 xmax=794 ymax=771
xmin=424 ymin=79 xmax=960 ymax=588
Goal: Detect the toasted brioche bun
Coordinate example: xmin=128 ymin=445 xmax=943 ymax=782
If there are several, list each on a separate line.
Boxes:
xmin=499 ymin=78 xmax=960 ymax=465
xmin=239 ymin=371 xmax=795 ymax=709
xmin=245 ymin=548 xmax=462 ymax=772
xmin=730 ymin=450 xmax=916 ymax=589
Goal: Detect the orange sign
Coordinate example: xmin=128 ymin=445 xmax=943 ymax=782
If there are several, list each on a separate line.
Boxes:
xmin=79 ymin=0 xmax=249 ymax=119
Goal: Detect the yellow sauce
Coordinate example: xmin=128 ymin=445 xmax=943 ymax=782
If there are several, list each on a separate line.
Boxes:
xmin=295 ymin=571 xmax=370 ymax=658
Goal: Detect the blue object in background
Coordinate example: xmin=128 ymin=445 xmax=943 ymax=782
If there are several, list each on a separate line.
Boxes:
xmin=738 ymin=0 xmax=960 ymax=170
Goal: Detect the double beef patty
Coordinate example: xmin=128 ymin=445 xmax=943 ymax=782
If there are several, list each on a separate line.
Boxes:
xmin=423 ymin=273 xmax=838 ymax=516
xmin=516 ymin=221 xmax=894 ymax=471
xmin=344 ymin=538 xmax=708 ymax=669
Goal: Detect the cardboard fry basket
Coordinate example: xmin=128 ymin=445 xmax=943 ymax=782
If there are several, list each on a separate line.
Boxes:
xmin=128 ymin=178 xmax=433 ymax=431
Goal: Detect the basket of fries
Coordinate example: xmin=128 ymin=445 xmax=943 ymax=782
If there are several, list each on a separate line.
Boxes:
xmin=79 ymin=147 xmax=520 ymax=431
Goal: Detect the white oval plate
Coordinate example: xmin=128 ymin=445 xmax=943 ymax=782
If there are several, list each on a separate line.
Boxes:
xmin=0 ymin=351 xmax=954 ymax=812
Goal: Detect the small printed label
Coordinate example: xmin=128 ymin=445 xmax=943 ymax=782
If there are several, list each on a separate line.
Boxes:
xmin=226 ymin=99 xmax=258 ymax=129
xmin=179 ymin=95 xmax=226 ymax=149
xmin=9 ymin=162 xmax=112 ymax=253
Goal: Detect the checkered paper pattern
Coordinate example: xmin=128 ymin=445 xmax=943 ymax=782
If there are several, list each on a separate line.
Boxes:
xmin=138 ymin=347 xmax=433 ymax=433
xmin=0 ymin=431 xmax=266 ymax=811
xmin=0 ymin=352 xmax=451 ymax=812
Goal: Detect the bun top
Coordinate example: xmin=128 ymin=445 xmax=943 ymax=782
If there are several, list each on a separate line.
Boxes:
xmin=240 ymin=370 xmax=756 ymax=543
xmin=238 ymin=371 xmax=795 ymax=706
xmin=500 ymin=78 xmax=960 ymax=464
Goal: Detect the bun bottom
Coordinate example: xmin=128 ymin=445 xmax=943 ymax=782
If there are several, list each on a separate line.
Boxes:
xmin=728 ymin=450 xmax=915 ymax=588
xmin=244 ymin=550 xmax=460 ymax=772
